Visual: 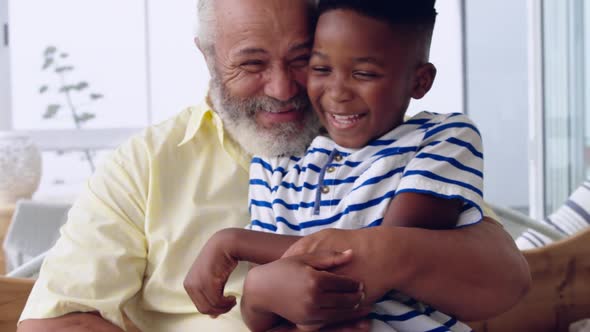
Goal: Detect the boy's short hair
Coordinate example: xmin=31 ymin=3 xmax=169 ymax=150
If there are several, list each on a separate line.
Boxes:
xmin=317 ymin=0 xmax=437 ymax=47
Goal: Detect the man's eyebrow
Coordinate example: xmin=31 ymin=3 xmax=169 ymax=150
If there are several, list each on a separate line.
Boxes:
xmin=289 ymin=39 xmax=313 ymax=53
xmin=236 ymin=47 xmax=269 ymax=56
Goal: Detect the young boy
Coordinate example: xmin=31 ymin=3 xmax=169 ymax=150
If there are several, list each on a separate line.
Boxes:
xmin=187 ymin=1 xmax=483 ymax=331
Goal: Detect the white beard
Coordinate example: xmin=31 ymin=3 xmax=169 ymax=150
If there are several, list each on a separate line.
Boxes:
xmin=209 ymin=76 xmax=321 ymax=157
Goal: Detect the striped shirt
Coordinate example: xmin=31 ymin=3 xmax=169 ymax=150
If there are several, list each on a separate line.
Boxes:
xmin=516 ymin=179 xmax=590 ymax=250
xmin=248 ymin=111 xmax=484 ymax=332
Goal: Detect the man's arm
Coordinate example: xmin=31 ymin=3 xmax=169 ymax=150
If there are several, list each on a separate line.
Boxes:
xmin=284 ymin=218 xmax=531 ymax=322
xmin=18 ymin=313 xmax=124 ymax=332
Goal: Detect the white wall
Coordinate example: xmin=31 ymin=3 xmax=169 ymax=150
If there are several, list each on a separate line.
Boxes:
xmin=408 ymin=0 xmax=464 ymax=115
xmin=0 ymin=0 xmax=11 ymax=130
xmin=465 ymin=0 xmax=530 ymax=210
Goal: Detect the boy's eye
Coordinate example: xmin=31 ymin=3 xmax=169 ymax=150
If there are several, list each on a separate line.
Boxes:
xmin=240 ymin=60 xmax=266 ymax=73
xmin=353 ymin=71 xmax=380 ymax=80
xmin=310 ymin=66 xmax=331 ymax=74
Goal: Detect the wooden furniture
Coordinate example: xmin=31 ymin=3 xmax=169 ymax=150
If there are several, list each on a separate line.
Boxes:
xmin=0 ymin=277 xmax=33 ymax=332
xmin=0 ymin=212 xmax=587 ymax=331
xmin=469 ymin=228 xmax=590 ymax=331
xmin=0 ymin=206 xmax=15 ymax=275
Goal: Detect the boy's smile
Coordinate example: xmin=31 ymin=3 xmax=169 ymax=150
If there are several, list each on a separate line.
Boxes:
xmin=307 ymin=9 xmax=435 ymax=149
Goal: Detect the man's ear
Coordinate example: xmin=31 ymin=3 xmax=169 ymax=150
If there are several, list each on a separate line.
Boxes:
xmin=412 ymin=63 xmax=437 ymax=99
xmin=194 ymin=37 xmax=204 ymax=54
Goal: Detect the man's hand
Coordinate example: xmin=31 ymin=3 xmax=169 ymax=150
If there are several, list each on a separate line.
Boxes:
xmin=183 ymin=229 xmax=238 ymax=317
xmin=242 ymin=250 xmax=369 ymax=331
xmin=283 ymin=228 xmax=392 ymax=305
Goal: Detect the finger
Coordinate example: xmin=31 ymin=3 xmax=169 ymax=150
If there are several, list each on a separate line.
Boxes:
xmin=201 ymin=286 xmax=236 ymax=315
xmin=315 ymin=271 xmax=363 ymax=293
xmin=184 ymin=281 xmax=233 ymax=317
xmin=186 ymin=287 xmax=223 ymax=316
xmin=314 ymin=290 xmax=365 ymax=310
xmin=312 ymin=305 xmax=373 ymax=325
xmin=320 ymin=319 xmax=371 ymax=332
xmin=302 ymin=250 xmax=353 ymax=271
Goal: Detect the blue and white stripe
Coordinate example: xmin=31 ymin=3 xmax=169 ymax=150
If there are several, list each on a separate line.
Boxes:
xmin=248 ymin=111 xmax=483 ymax=332
xmin=516 ymin=179 xmax=590 ymax=250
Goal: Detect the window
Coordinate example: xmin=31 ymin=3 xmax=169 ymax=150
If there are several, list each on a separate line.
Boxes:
xmin=2 ymin=0 xmax=210 ymax=200
xmin=1 ymin=0 xmax=464 ymax=202
xmin=537 ymin=0 xmax=589 ymax=215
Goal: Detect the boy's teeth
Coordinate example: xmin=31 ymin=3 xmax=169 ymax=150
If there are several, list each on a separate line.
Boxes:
xmin=332 ymin=114 xmax=360 ymax=123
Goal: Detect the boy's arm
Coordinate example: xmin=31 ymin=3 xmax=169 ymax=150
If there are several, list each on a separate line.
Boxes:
xmin=183 ymin=228 xmax=302 ymax=316
xmin=241 ymin=251 xmax=367 ymax=332
xmin=381 ymin=192 xmax=463 ymax=229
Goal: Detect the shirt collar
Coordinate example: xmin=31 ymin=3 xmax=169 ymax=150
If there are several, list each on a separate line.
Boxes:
xmin=178 ymin=95 xmax=252 ymax=171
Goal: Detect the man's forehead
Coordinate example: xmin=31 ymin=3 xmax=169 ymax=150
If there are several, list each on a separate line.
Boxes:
xmin=217 ymin=0 xmax=311 ymax=22
xmin=216 ymin=0 xmax=313 ymax=56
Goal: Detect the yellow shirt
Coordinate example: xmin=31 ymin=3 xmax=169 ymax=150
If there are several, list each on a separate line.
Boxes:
xmin=20 ymin=102 xmax=500 ymax=331
xmin=20 ymin=102 xmax=254 ymax=331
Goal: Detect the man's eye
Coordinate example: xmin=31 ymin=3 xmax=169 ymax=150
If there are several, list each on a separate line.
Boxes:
xmin=290 ymin=55 xmax=310 ymax=68
xmin=240 ymin=61 xmax=266 ymax=72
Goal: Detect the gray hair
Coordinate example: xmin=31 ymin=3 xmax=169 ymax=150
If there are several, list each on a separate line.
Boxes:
xmin=195 ymin=0 xmax=319 ymax=58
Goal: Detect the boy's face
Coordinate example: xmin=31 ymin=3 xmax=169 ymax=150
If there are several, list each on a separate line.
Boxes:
xmin=308 ymin=9 xmax=427 ymax=148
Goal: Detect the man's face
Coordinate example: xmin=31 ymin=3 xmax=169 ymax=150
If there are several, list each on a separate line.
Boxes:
xmin=207 ymin=0 xmax=321 ymax=157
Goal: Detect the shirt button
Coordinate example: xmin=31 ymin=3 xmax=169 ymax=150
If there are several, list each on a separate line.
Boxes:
xmin=327 ymin=166 xmax=336 ymax=173
xmin=321 ymin=186 xmax=330 ymax=194
xmin=334 ymin=154 xmax=343 ymax=162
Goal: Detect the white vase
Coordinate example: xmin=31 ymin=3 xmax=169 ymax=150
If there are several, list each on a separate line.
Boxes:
xmin=0 ymin=132 xmax=42 ymax=204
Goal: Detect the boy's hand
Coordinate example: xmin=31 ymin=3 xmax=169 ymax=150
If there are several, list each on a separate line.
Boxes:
xmin=245 ymin=250 xmax=369 ymax=327
xmin=282 ymin=228 xmax=394 ymax=305
xmin=268 ymin=319 xmax=371 ymax=332
xmin=184 ymin=229 xmax=238 ymax=317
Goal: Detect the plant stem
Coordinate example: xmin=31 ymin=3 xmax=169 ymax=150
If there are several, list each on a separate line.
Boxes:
xmin=57 ymin=70 xmax=96 ymax=173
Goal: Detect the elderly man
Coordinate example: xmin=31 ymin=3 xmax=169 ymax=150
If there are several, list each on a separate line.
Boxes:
xmin=18 ymin=0 xmax=530 ymax=331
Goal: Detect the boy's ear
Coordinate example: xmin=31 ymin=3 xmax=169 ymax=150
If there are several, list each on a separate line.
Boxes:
xmin=412 ymin=63 xmax=437 ymax=99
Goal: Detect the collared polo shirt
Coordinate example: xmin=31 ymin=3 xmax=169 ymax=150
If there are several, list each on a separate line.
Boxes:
xmin=20 ymin=102 xmax=253 ymax=331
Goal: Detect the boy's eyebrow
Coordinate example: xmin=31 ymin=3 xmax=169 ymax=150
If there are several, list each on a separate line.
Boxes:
xmin=311 ymin=51 xmax=385 ymax=67
xmin=353 ymin=57 xmax=385 ymax=67
xmin=311 ymin=50 xmax=328 ymax=59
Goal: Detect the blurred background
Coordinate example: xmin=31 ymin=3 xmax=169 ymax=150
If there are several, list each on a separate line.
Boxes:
xmin=0 ymin=0 xmax=588 ymax=219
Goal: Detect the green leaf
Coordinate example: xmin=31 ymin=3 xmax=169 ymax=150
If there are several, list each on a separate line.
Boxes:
xmin=55 ymin=66 xmax=74 ymax=73
xmin=44 ymin=46 xmax=57 ymax=56
xmin=75 ymin=82 xmax=89 ymax=91
xmin=39 ymin=85 xmax=49 ymax=94
xmin=90 ymin=93 xmax=104 ymax=100
xmin=43 ymin=104 xmax=61 ymax=119
xmin=76 ymin=112 xmax=96 ymax=123
xmin=42 ymin=58 xmax=54 ymax=70
xmin=59 ymin=85 xmax=74 ymax=93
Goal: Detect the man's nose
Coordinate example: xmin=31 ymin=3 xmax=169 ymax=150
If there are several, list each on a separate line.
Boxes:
xmin=264 ymin=66 xmax=299 ymax=101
